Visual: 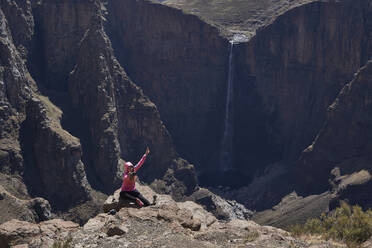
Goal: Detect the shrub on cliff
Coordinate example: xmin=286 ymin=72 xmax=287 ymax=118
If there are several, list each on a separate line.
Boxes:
xmin=289 ymin=202 xmax=372 ymax=247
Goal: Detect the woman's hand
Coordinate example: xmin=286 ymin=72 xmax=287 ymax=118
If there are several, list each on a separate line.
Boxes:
xmin=145 ymin=147 xmax=150 ymax=155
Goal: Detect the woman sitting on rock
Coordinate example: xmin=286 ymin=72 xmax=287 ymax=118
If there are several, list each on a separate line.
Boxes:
xmin=120 ymin=147 xmax=153 ymax=207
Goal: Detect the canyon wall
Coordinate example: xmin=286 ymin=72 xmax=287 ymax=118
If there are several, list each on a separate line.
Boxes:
xmin=1 ymin=0 xmax=372 ymax=225
xmin=28 ymin=0 xmax=197 ymax=197
xmin=297 ymin=60 xmax=372 ymax=195
xmin=234 ymin=0 xmax=372 ymax=175
xmin=106 ymin=0 xmax=372 ymax=188
xmin=107 ymin=0 xmax=229 ymax=172
xmin=0 ymin=0 xmax=199 ymax=224
xmin=0 ymin=0 xmax=91 ymax=214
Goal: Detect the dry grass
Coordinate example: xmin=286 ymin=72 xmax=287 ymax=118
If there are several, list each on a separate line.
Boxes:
xmin=245 ymin=230 xmax=260 ymax=242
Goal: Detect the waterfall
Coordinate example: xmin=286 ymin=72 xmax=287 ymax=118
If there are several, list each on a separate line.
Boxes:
xmin=219 ymin=34 xmax=248 ymax=172
xmin=219 ymin=40 xmax=235 ymax=171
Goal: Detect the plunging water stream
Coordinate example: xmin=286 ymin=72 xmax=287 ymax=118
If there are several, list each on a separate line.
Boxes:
xmin=219 ymin=34 xmax=249 ymax=172
xmin=219 ymin=41 xmax=235 ymax=171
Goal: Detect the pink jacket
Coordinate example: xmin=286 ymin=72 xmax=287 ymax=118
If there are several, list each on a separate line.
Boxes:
xmin=121 ymin=154 xmax=147 ymax=191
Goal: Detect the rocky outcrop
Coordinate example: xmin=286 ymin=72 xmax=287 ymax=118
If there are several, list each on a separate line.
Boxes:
xmin=0 ymin=184 xmax=349 ymax=248
xmin=103 ymin=182 xmax=252 ymax=222
xmin=21 ymin=96 xmax=91 ymax=209
xmin=0 ymin=218 xmax=79 ymax=248
xmin=296 ymin=60 xmax=372 ymax=196
xmin=0 ymin=185 xmax=51 ymax=224
xmin=189 ymin=188 xmax=254 ymax=221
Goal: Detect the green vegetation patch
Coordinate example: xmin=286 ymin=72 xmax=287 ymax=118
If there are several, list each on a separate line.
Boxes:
xmin=289 ymin=202 xmax=372 ymax=247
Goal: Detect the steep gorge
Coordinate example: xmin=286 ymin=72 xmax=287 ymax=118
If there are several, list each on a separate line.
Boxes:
xmin=27 ymin=0 xmax=198 ymax=198
xmin=0 ymin=0 xmax=198 ymax=224
xmin=105 ymin=0 xmax=372 ymax=192
xmin=1 ymin=0 xmax=372 ymax=227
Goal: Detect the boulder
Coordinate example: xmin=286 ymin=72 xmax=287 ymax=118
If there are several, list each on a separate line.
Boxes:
xmin=0 ymin=218 xmax=79 ymax=247
xmin=191 ymin=188 xmax=253 ymax=220
xmin=0 ymin=186 xmax=52 ymax=224
xmin=106 ymin=224 xmax=128 ymax=237
xmin=0 ymin=219 xmax=40 ymax=247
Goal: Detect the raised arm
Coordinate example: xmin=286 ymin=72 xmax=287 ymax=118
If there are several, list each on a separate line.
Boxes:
xmin=134 ymin=147 xmax=150 ymax=172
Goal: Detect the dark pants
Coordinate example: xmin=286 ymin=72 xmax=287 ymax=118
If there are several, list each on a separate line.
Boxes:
xmin=120 ymin=189 xmax=151 ymax=206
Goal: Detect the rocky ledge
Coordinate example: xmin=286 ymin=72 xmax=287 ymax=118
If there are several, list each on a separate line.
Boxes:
xmin=0 ymin=184 xmax=358 ymax=248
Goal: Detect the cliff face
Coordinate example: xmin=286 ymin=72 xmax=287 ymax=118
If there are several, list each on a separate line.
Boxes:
xmin=0 ymin=0 xmax=91 ymax=215
xmin=67 ymin=9 xmax=192 ymax=193
xmin=29 ymin=0 xmax=197 ymax=197
xmin=0 ymin=0 xmax=198 ymax=224
xmin=2 ymin=0 xmax=372 ymax=228
xmin=0 ymin=0 xmax=33 ymax=176
xmin=105 ymin=0 xmax=372 ymax=187
xmin=107 ymin=0 xmax=229 ymax=173
xmin=234 ymin=0 xmax=372 ymax=174
xmin=296 ymin=60 xmax=372 ymax=195
xmin=31 ymin=0 xmax=96 ymax=91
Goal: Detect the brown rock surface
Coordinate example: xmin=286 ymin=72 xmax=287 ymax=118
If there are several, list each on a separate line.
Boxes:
xmin=0 ymin=185 xmax=347 ymax=248
xmin=0 ymin=218 xmax=79 ymax=248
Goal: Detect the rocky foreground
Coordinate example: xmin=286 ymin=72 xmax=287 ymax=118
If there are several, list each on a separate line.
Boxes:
xmin=0 ymin=184 xmax=363 ymax=248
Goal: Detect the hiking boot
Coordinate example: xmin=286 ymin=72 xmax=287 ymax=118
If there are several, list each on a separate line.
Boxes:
xmin=152 ymin=195 xmax=157 ymax=205
xmin=135 ymin=198 xmax=144 ymax=207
